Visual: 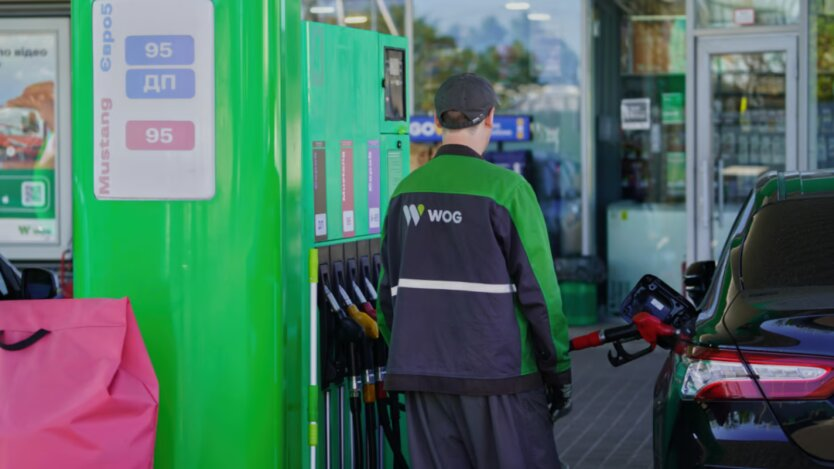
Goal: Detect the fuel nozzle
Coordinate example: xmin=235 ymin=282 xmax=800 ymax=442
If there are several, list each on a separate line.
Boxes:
xmin=352 ymin=281 xmax=378 ymax=321
xmin=363 ymin=344 xmax=377 ymax=404
xmin=337 ymin=285 xmax=379 ymax=339
xmin=322 ymin=284 xmax=365 ymax=343
xmin=363 ymin=279 xmax=387 ymax=399
xmin=364 ymin=277 xmax=378 ymax=302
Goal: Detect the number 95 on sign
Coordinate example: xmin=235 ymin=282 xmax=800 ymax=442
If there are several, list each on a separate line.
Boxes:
xmin=126 ymin=121 xmax=195 ymax=151
xmin=126 ymin=35 xmax=195 ymax=66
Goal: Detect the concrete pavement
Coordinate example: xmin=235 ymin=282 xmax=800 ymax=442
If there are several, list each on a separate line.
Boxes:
xmin=554 ymin=322 xmax=669 ymax=469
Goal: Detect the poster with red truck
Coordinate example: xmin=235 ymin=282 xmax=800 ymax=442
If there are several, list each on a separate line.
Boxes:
xmin=0 ymin=31 xmax=58 ymax=244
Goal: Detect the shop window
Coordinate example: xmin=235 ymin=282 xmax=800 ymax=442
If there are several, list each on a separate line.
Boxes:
xmin=303 ymin=0 xmax=406 ymax=36
xmin=696 ymin=0 xmax=800 ymax=29
xmin=599 ymin=0 xmax=688 ymax=311
xmin=0 ymin=18 xmax=71 ymax=260
xmin=812 ymin=0 xmax=834 ymax=169
xmin=413 ymin=0 xmax=584 ymax=257
xmin=617 ymin=1 xmax=686 ymax=204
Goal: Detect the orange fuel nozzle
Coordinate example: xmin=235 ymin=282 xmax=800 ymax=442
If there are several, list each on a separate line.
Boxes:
xmin=338 ymin=285 xmax=379 ymax=339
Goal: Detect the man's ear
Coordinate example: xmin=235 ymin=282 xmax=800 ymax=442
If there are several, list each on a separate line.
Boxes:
xmin=434 ymin=115 xmax=442 ymax=129
xmin=484 ymin=108 xmax=495 ymax=128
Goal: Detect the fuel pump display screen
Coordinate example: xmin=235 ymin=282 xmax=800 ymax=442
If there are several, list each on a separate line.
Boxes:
xmin=384 ymin=48 xmax=405 ymax=121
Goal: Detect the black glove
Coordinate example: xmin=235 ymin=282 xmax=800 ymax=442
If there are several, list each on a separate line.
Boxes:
xmin=545 ymin=383 xmax=572 ymax=422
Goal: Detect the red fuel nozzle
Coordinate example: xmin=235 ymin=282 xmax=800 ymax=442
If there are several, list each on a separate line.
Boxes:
xmin=352 ymin=282 xmax=378 ymax=321
xmin=364 ymin=277 xmax=378 ymax=302
xmin=632 ymin=312 xmax=677 ymax=347
xmin=569 ymin=331 xmax=603 ymax=351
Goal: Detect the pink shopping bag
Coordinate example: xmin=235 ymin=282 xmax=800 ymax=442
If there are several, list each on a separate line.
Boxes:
xmin=0 ymin=298 xmax=159 ymax=468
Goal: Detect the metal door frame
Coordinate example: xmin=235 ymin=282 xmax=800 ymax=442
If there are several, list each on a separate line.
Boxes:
xmin=691 ymin=34 xmax=799 ymax=261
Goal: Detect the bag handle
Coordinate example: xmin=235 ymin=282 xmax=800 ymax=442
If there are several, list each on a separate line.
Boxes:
xmin=0 ymin=330 xmax=50 ymax=351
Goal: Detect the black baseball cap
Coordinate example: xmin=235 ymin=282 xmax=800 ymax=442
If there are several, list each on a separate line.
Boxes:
xmin=435 ymin=73 xmax=498 ymax=129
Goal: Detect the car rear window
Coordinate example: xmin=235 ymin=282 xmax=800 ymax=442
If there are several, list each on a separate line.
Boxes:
xmin=742 ymin=197 xmax=834 ymax=290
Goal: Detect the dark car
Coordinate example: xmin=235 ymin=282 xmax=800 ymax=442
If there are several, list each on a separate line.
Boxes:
xmin=0 ymin=254 xmax=59 ymax=301
xmin=653 ymin=171 xmax=834 ymax=468
xmin=0 ymin=253 xmax=24 ymax=300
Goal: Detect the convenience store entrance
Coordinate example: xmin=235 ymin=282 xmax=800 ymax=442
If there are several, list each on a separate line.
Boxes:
xmin=692 ymin=34 xmax=799 ymax=260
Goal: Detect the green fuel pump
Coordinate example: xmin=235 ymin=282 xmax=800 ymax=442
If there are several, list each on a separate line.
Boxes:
xmin=303 ymin=21 xmax=410 ymax=469
xmin=72 ymin=0 xmax=408 ymax=466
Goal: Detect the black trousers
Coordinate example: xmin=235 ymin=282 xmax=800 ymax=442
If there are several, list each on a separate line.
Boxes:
xmin=405 ymin=388 xmax=564 ymax=469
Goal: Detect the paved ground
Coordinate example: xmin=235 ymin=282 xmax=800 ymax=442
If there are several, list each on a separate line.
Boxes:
xmin=554 ymin=321 xmax=668 ymax=469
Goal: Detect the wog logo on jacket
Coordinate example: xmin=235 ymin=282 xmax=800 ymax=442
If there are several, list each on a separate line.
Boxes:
xmin=403 ymin=204 xmax=463 ymax=227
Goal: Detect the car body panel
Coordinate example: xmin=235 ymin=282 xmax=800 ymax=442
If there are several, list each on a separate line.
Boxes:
xmin=654 ymin=352 xmax=833 ymax=468
xmin=0 ymin=254 xmax=23 ymax=300
xmin=654 ymin=172 xmax=834 ymax=468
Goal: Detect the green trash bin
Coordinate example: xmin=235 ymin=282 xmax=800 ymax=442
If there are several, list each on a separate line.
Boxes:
xmin=560 ymin=282 xmax=599 ymax=326
xmin=555 ymin=256 xmax=605 ymax=327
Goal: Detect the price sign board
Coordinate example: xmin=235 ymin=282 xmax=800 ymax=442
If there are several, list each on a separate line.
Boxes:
xmin=93 ymin=0 xmax=215 ymax=200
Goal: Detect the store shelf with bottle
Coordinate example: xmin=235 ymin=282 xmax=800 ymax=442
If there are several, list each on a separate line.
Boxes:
xmin=617 ymin=11 xmax=688 ymax=203
xmin=711 ymin=62 xmax=787 ymax=201
xmin=607 ymin=1 xmax=689 ymax=313
xmin=619 ymin=73 xmax=686 ymax=205
xmin=620 ymin=15 xmax=686 ymax=77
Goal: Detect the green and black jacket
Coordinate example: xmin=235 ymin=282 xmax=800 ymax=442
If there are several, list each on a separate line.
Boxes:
xmin=377 ymin=144 xmax=571 ymax=395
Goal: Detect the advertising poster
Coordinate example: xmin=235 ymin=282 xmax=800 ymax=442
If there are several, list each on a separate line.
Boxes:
xmin=410 ymin=115 xmax=531 ymax=143
xmin=662 ymin=93 xmax=684 ymax=125
xmin=0 ymin=31 xmax=58 ymax=244
xmin=621 ymin=98 xmax=651 ymax=131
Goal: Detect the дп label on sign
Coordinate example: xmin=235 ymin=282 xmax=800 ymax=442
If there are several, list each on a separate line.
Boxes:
xmin=126 ymin=69 xmax=196 ymax=99
xmin=92 ymin=0 xmax=215 ymax=200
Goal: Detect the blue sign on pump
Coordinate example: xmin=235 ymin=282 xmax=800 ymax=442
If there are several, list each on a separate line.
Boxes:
xmin=126 ymin=68 xmax=196 ymax=99
xmin=410 ymin=115 xmax=532 ymax=143
xmin=490 ymin=115 xmax=532 ymax=142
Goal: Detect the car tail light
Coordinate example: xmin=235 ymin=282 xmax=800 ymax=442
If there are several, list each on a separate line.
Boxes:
xmin=681 ymin=348 xmax=834 ymax=400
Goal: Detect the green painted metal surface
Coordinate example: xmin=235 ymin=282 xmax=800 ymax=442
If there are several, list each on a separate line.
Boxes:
xmin=73 ymin=4 xmax=407 ymax=466
xmin=72 ymin=0 xmax=304 ymax=467
xmin=302 ymin=22 xmax=410 ymax=243
xmin=301 ymin=22 xmax=410 ymax=468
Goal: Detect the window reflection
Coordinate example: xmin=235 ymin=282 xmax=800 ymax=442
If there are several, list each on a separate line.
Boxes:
xmin=696 ymin=0 xmax=800 ymax=29
xmin=601 ymin=0 xmax=688 ymax=312
xmin=414 ymin=0 xmax=583 ymax=257
xmin=812 ymin=1 xmax=834 ymax=169
xmin=303 ymin=0 xmax=406 ymax=35
xmin=711 ymin=51 xmax=787 ymax=206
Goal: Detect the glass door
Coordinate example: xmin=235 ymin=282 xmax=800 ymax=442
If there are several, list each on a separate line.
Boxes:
xmin=694 ymin=35 xmax=798 ymax=260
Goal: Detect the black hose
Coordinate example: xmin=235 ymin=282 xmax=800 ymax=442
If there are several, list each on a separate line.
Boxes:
xmin=348 ymin=343 xmax=364 ymax=469
xmin=390 ymin=391 xmax=402 ymax=456
xmin=351 ymin=400 xmax=363 ymax=469
xmin=377 ymin=397 xmax=409 ymax=469
xmin=363 ymin=342 xmax=377 ymax=469
xmin=365 ymin=401 xmax=376 ymax=469
xmin=338 ymin=384 xmax=345 ymax=469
